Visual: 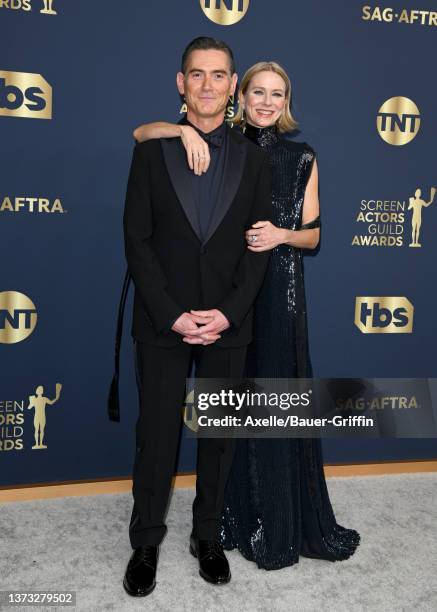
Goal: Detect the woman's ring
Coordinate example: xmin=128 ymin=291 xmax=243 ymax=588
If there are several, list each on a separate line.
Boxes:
xmin=250 ymin=235 xmax=257 ymax=243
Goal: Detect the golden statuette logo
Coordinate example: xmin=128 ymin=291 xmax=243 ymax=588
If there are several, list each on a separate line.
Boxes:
xmin=40 ymin=0 xmax=57 ymax=15
xmin=200 ymin=0 xmax=249 ymax=25
xmin=0 ymin=70 xmax=52 ymax=119
xmin=27 ymin=383 xmax=62 ymax=449
xmin=0 ymin=291 xmax=37 ymax=344
xmin=355 ymin=297 xmax=414 ymax=334
xmin=408 ymin=187 xmax=436 ymax=247
xmin=376 ymin=97 xmax=420 ymax=145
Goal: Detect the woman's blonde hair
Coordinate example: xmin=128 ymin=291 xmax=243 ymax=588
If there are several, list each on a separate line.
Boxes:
xmin=233 ymin=61 xmax=298 ymax=133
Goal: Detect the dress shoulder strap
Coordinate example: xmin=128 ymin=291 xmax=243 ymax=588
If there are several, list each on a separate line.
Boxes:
xmin=301 ymin=215 xmax=321 ymax=230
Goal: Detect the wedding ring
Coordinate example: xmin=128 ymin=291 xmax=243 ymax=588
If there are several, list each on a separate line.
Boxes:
xmin=250 ymin=235 xmax=257 ymax=243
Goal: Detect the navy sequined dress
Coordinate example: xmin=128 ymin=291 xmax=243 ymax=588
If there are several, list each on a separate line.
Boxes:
xmin=220 ymin=124 xmax=360 ymax=570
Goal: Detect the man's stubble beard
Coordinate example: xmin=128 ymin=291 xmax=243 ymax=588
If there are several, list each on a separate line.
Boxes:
xmin=186 ymin=103 xmax=228 ymax=128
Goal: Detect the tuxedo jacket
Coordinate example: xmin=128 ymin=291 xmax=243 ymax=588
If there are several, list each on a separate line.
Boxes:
xmin=123 ymin=123 xmax=272 ymax=348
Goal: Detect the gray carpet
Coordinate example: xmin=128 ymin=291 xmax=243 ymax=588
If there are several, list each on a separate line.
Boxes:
xmin=1 ymin=473 xmax=436 ymax=611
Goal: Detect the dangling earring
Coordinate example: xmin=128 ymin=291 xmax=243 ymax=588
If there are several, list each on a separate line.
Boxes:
xmin=241 ymin=104 xmax=246 ymax=133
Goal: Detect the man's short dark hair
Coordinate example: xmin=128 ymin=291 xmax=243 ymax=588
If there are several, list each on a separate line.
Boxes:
xmin=181 ymin=37 xmax=236 ymax=75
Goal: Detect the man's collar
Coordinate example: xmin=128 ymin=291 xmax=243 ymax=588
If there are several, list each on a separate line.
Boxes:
xmin=181 ymin=116 xmax=227 ymax=148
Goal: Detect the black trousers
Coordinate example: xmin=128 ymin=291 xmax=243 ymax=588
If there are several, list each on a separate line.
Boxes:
xmin=129 ymin=341 xmax=247 ymax=548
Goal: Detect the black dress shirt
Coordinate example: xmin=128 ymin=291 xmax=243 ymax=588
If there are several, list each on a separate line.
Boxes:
xmin=184 ymin=118 xmax=228 ymax=242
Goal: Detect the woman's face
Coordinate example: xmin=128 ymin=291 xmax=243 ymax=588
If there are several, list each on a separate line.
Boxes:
xmin=241 ymin=70 xmax=287 ymax=128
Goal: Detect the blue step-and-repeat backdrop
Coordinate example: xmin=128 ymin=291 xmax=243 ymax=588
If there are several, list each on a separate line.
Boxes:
xmin=1 ymin=1 xmax=436 ymax=486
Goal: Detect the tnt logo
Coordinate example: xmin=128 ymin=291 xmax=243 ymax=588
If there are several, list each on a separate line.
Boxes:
xmin=376 ymin=97 xmax=420 ymax=146
xmin=200 ymin=0 xmax=249 ymax=25
xmin=0 ymin=291 xmax=37 ymax=344
xmin=355 ymin=297 xmax=414 ymax=334
xmin=0 ymin=70 xmax=52 ymax=119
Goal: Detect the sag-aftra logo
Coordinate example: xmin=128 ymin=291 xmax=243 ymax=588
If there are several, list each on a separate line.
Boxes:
xmin=0 ymin=70 xmax=52 ymax=119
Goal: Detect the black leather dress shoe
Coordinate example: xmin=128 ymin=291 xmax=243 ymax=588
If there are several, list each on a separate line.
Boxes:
xmin=123 ymin=545 xmax=158 ymax=596
xmin=189 ymin=535 xmax=231 ymax=584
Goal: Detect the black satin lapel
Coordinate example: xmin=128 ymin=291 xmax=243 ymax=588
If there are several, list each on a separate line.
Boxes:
xmin=203 ymin=128 xmax=246 ymax=245
xmin=160 ymin=139 xmax=201 ymax=241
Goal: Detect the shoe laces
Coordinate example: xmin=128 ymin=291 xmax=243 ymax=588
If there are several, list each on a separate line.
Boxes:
xmin=202 ymin=540 xmax=225 ymax=559
xmin=138 ymin=546 xmax=156 ymax=568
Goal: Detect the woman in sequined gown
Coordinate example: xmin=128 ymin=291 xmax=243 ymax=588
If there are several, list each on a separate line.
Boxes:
xmin=133 ymin=61 xmax=360 ymax=571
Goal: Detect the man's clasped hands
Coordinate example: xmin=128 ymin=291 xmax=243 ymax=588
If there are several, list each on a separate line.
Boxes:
xmin=171 ymin=309 xmax=230 ymax=346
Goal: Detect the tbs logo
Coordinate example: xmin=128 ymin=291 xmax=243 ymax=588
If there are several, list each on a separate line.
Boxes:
xmin=355 ymin=297 xmax=414 ymax=333
xmin=0 ymin=70 xmax=52 ymax=119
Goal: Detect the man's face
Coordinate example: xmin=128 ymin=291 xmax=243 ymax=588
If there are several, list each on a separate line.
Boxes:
xmin=177 ymin=49 xmax=237 ymax=120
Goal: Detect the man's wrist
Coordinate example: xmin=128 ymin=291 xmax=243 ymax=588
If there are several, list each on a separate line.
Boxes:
xmin=218 ymin=308 xmax=233 ymax=329
xmin=168 ymin=311 xmax=184 ymax=333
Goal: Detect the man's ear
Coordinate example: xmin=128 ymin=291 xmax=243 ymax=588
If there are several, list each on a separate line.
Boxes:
xmin=176 ymin=72 xmax=185 ymax=96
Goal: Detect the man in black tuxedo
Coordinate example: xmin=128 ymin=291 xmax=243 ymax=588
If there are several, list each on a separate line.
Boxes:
xmin=122 ymin=37 xmax=271 ymax=596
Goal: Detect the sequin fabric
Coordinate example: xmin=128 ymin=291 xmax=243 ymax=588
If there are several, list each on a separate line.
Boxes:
xmin=220 ymin=124 xmax=360 ymax=570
